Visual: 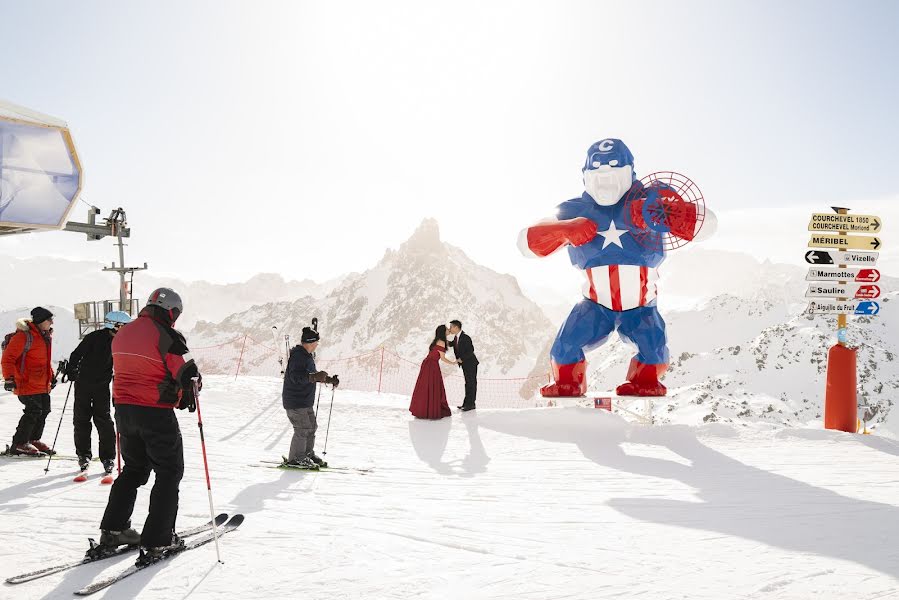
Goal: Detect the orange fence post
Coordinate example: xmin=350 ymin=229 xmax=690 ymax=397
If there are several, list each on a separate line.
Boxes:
xmin=234 ymin=334 xmax=248 ymax=380
xmin=377 ymin=346 xmax=385 ymax=393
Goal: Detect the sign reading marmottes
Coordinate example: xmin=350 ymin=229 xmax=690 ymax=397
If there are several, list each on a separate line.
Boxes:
xmin=804 ymin=250 xmax=879 ymax=266
xmin=805 ymin=267 xmax=880 ymax=282
xmin=808 ymin=213 xmax=882 ymax=233
xmin=805 ymin=284 xmax=881 ymax=299
xmin=808 ymin=234 xmax=881 ymax=251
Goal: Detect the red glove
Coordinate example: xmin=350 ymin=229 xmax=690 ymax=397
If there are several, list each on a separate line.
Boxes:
xmin=526 ymin=218 xmax=598 ymax=257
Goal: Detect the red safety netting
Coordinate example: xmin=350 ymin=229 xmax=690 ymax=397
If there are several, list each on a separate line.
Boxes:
xmin=190 ymin=336 xmax=551 ymax=408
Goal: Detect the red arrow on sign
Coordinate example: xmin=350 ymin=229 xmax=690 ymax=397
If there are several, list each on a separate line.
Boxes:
xmin=856 ymin=269 xmax=880 ymax=282
xmin=855 ymin=285 xmax=881 ymax=299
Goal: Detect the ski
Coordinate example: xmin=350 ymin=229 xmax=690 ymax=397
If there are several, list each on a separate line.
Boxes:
xmin=100 ymin=474 xmax=114 ymax=485
xmin=5 ymin=513 xmax=229 ymax=585
xmin=256 ymin=460 xmax=372 ymax=474
xmin=74 ymin=514 xmax=244 ymax=596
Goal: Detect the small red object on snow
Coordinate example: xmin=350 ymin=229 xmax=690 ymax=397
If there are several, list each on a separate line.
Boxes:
xmin=594 ymin=397 xmax=612 ymax=411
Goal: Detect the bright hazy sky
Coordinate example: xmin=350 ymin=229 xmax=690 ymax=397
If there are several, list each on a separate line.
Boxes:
xmin=1 ymin=0 xmax=897 ymax=296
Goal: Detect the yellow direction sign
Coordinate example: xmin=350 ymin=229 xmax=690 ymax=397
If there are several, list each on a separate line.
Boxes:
xmin=808 ymin=234 xmax=882 ymax=251
xmin=808 ymin=213 xmax=882 ymax=233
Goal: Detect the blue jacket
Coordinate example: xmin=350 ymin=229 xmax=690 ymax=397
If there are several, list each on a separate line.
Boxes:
xmin=282 ymin=345 xmax=317 ymax=409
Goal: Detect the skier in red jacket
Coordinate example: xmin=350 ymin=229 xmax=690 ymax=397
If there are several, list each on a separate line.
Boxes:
xmin=2 ymin=307 xmax=56 ymax=456
xmin=94 ymin=288 xmax=201 ymax=565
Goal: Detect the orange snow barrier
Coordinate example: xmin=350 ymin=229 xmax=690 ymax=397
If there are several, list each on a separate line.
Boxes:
xmin=824 ymin=343 xmax=857 ymax=433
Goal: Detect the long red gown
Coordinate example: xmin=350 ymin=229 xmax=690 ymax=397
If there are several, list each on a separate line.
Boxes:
xmin=409 ymin=344 xmax=452 ymax=419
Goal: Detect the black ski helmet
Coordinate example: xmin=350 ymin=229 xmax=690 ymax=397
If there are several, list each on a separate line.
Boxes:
xmin=146 ymin=287 xmax=183 ymax=322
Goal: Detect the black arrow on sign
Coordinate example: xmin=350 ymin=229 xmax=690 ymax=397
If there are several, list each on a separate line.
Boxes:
xmin=872 ymin=238 xmax=881 ymax=250
xmin=873 ymin=219 xmax=880 ymax=230
xmin=805 ymin=250 xmax=833 ymax=264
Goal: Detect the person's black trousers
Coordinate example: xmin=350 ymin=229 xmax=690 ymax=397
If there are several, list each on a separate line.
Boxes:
xmin=462 ymin=363 xmax=478 ymax=408
xmin=73 ymin=382 xmax=116 ymax=460
xmin=100 ymin=404 xmax=184 ymax=547
xmin=12 ymin=393 xmax=51 ymax=444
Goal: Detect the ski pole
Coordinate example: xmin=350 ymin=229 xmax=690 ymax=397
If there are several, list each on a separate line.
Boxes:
xmin=116 ymin=430 xmax=122 ymax=475
xmin=192 ymin=377 xmax=223 ymax=563
xmin=314 ymin=382 xmax=323 ymax=419
xmin=322 ymin=385 xmax=336 ymax=455
xmin=44 ymin=380 xmax=74 ymax=474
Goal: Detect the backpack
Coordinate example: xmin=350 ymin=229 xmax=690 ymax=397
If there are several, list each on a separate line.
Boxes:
xmin=2 ymin=330 xmax=33 ymax=372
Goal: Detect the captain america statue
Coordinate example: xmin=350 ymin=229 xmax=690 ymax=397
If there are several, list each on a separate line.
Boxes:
xmin=518 ymin=138 xmax=716 ymax=397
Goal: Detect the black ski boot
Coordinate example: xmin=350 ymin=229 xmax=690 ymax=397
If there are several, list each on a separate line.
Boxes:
xmin=77 ymin=455 xmax=91 ymax=472
xmin=99 ymin=528 xmax=141 ymax=547
xmin=136 ymin=534 xmax=184 ymax=567
xmin=101 ymin=459 xmax=115 ymax=475
xmin=307 ymin=452 xmax=328 ymax=468
xmin=282 ymin=456 xmax=319 ymax=470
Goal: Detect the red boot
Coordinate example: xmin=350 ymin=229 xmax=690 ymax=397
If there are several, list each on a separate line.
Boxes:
xmin=540 ymin=361 xmax=588 ymax=397
xmin=616 ymin=359 xmax=668 ymax=396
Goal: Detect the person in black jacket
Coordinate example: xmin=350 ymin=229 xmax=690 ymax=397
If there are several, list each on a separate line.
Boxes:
xmin=448 ymin=320 xmax=479 ymax=411
xmin=282 ymin=327 xmax=339 ymax=468
xmin=67 ymin=311 xmax=133 ymax=473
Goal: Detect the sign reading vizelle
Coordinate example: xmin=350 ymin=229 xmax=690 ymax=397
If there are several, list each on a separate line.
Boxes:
xmin=808 ymin=234 xmax=881 ymax=251
xmin=804 ymin=250 xmax=879 ymax=266
xmin=807 ymin=300 xmax=881 ymax=315
xmin=808 ymin=213 xmax=882 ymax=233
xmin=805 ymin=284 xmax=881 ymax=299
xmin=805 ymin=267 xmax=880 ymax=282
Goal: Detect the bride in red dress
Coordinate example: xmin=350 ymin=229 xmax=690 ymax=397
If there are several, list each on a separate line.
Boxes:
xmin=409 ymin=325 xmax=456 ymax=419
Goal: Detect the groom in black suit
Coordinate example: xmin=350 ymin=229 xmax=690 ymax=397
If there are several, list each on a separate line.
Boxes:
xmin=448 ymin=320 xmax=478 ymax=411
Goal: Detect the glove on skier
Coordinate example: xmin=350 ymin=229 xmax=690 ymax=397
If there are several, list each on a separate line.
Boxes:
xmin=326 ymin=374 xmax=340 ymax=388
xmin=309 ymin=371 xmax=330 ymax=384
xmin=3 ymin=379 xmax=15 ymax=392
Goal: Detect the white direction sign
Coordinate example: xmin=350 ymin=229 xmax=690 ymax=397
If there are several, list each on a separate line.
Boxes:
xmin=805 ymin=283 xmax=881 ymax=299
xmin=808 ymin=213 xmax=882 ymax=233
xmin=804 ymin=250 xmax=879 ymax=266
xmin=805 ymin=267 xmax=880 ymax=282
xmin=807 ymin=300 xmax=881 ymax=315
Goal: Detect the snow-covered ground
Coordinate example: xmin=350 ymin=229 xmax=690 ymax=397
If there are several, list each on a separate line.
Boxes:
xmin=1 ymin=376 xmax=899 ymax=599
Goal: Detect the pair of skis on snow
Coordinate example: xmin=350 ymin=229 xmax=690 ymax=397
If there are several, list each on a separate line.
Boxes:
xmin=6 ymin=513 xmax=244 ymax=595
xmin=253 ymin=459 xmax=373 ymax=474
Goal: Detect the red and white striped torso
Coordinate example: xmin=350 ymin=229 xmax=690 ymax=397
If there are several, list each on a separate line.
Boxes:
xmin=583 ymin=265 xmax=658 ymax=311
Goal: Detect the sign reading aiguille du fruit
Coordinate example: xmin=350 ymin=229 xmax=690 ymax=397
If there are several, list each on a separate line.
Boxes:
xmin=807 ymin=300 xmax=881 ymax=315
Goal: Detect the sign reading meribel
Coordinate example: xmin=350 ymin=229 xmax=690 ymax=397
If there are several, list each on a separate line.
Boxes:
xmin=808 ymin=213 xmax=882 ymax=233
xmin=807 ymin=234 xmax=881 ymax=251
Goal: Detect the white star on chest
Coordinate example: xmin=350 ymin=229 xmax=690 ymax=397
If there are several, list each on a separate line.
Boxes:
xmin=598 ymin=220 xmax=628 ymax=249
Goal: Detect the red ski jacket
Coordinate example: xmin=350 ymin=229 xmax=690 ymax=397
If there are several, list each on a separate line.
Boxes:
xmin=112 ymin=308 xmax=199 ymax=409
xmin=1 ymin=319 xmax=54 ymax=396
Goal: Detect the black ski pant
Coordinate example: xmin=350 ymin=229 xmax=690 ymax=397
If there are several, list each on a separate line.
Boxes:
xmin=100 ymin=404 xmax=184 ymax=548
xmin=462 ymin=363 xmax=478 ymax=408
xmin=73 ymin=381 xmax=116 ymax=460
xmin=12 ymin=393 xmax=51 ymax=445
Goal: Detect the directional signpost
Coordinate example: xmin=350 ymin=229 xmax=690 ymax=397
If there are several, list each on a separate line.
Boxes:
xmin=804 ymin=207 xmax=884 ymax=433
xmin=805 ymin=267 xmax=880 ymax=282
xmin=807 ymin=300 xmax=881 ymax=315
xmin=808 ymin=213 xmax=882 ymax=233
xmin=806 ymin=283 xmax=881 ymax=300
xmin=807 ymin=233 xmax=881 ymax=251
xmin=804 ymin=250 xmax=879 ymax=266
